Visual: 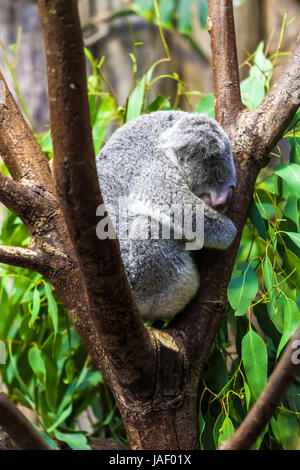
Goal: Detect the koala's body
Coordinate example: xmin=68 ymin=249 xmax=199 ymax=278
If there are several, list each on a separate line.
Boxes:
xmin=96 ymin=111 xmax=236 ymax=320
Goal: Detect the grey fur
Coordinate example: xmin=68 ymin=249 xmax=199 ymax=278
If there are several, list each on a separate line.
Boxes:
xmin=96 ymin=111 xmax=236 ymax=320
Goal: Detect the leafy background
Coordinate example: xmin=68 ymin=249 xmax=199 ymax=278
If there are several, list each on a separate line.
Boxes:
xmin=0 ymin=0 xmax=299 ymax=450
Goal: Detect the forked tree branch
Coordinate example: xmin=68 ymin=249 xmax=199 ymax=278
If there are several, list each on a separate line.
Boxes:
xmin=0 ymin=393 xmax=51 ymax=450
xmin=38 ymin=0 xmax=154 ymax=392
xmin=220 ymin=327 xmax=300 ymax=450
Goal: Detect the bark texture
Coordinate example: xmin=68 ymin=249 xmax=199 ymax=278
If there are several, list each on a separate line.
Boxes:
xmin=0 ymin=0 xmax=298 ymax=450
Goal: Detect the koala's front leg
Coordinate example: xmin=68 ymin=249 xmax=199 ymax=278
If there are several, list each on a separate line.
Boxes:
xmin=156 ymin=180 xmax=237 ymax=251
xmin=202 ymin=205 xmax=237 ymax=250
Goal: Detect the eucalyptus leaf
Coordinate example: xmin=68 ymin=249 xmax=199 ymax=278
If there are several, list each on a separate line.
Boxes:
xmin=242 ymin=329 xmax=268 ymax=400
xmin=218 ymin=416 xmax=235 ymax=448
xmin=44 ymin=282 xmax=58 ymax=337
xmin=195 ymin=94 xmax=215 ymax=118
xmin=28 ymin=346 xmax=46 ymax=384
xmin=274 ymin=164 xmax=300 ymax=198
xmin=54 ymin=430 xmax=91 ymax=450
xmin=228 ymin=263 xmax=259 ymax=316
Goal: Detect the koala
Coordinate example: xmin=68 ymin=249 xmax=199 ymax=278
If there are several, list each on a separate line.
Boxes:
xmin=96 ymin=111 xmax=236 ymax=320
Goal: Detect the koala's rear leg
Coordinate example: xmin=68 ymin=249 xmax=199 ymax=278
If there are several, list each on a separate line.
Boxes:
xmin=119 ymin=215 xmax=200 ymax=320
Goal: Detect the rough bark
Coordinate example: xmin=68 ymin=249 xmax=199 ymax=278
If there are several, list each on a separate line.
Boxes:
xmin=0 ymin=0 xmax=298 ymax=450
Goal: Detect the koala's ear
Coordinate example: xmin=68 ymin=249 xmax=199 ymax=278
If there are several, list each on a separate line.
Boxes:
xmin=159 ymin=114 xmax=213 ymax=153
xmin=159 ymin=121 xmax=184 ymax=152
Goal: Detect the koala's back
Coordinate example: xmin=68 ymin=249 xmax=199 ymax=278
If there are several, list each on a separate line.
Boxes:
xmin=96 ymin=111 xmax=187 ymax=204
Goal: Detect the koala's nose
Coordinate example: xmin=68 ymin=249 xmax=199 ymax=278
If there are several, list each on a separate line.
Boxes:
xmin=212 ymin=187 xmax=232 ymax=209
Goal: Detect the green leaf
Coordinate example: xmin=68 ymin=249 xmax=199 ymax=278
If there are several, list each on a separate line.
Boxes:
xmin=64 ymin=358 xmax=75 ymax=384
xmin=240 ymin=76 xmax=265 ymax=110
xmin=8 ymin=43 xmax=17 ymax=53
xmin=160 ymin=0 xmax=176 ymax=28
xmin=177 ymin=0 xmax=194 ymax=33
xmin=249 ymin=200 xmax=267 ymax=240
xmin=227 ymin=263 xmax=259 ymax=316
xmin=28 ymin=346 xmax=46 ymax=384
xmin=276 ymin=410 xmax=300 ymax=449
xmin=263 ymin=257 xmax=285 ymax=333
xmin=197 ymin=0 xmax=208 ymax=29
xmin=289 ymin=137 xmax=300 ymax=165
xmin=285 ymin=232 xmax=300 ymax=250
xmin=274 ymin=164 xmax=300 ymax=198
xmin=263 ymin=256 xmax=273 ymax=293
xmin=148 ymin=95 xmax=171 ymax=112
xmin=242 ymin=329 xmax=268 ymax=400
xmin=244 ymin=380 xmax=251 ymax=411
xmin=47 ymin=404 xmax=73 ymax=433
xmin=44 ymin=356 xmax=59 ymax=410
xmin=251 ymin=42 xmax=272 ymax=86
xmin=277 ymin=297 xmax=300 ymax=357
xmin=218 ymin=416 xmax=235 ymax=448
xmin=195 ymin=94 xmax=215 ymax=118
xmin=30 ymin=422 xmax=59 ymax=450
xmin=92 ymin=96 xmax=117 ymax=154
xmin=213 ymin=412 xmax=225 ymax=448
xmin=44 ymin=282 xmax=58 ymax=336
xmin=54 ymin=431 xmax=91 ymax=450
xmin=36 ymin=131 xmax=53 ymax=156
xmin=284 ymin=195 xmax=299 ymax=230
xmin=31 ymin=286 xmax=40 ymax=325
xmin=281 ymin=248 xmax=300 ymax=289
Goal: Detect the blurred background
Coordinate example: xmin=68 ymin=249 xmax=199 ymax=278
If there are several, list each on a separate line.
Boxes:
xmin=0 ymin=0 xmax=299 ymax=132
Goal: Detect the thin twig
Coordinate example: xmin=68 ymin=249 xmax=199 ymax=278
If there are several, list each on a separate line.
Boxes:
xmin=0 ymin=245 xmax=46 ymax=272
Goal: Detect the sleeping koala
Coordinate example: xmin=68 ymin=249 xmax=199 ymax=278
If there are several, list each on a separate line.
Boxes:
xmin=96 ymin=111 xmax=236 ymax=320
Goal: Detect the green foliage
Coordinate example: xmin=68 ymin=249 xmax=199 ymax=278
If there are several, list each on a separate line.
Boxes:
xmin=240 ymin=42 xmax=272 ymax=110
xmin=0 ymin=215 xmax=125 ymax=449
xmin=131 ymin=0 xmax=208 ymax=31
xmin=0 ymin=17 xmax=299 ymax=451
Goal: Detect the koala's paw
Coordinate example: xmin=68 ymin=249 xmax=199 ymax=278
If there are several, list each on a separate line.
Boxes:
xmin=220 ymin=217 xmax=237 ymax=249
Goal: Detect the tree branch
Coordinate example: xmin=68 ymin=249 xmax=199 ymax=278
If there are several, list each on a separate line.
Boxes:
xmin=0 ymin=71 xmax=54 ymax=190
xmin=0 ymin=393 xmax=51 ymax=450
xmin=207 ymin=0 xmax=243 ymax=131
xmin=220 ymin=327 xmax=300 ymax=450
xmin=0 ymin=245 xmax=46 ymax=272
xmin=38 ymin=0 xmax=154 ymax=392
xmin=0 ymin=172 xmax=51 ymax=226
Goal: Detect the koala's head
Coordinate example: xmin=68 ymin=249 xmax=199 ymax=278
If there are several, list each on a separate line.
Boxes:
xmin=160 ymin=113 xmax=236 ymax=211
